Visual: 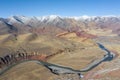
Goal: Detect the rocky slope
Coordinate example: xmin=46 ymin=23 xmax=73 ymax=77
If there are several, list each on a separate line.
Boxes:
xmin=0 ymin=15 xmax=120 ymax=80
xmin=0 ymin=15 xmax=120 ymax=36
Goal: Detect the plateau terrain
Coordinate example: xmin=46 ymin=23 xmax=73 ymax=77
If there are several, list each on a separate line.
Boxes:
xmin=0 ymin=15 xmax=120 ymax=80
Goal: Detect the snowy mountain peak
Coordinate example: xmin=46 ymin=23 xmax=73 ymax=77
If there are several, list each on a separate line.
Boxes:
xmin=0 ymin=15 xmax=120 ymax=35
xmin=37 ymin=15 xmax=61 ymax=22
xmin=80 ymin=15 xmax=91 ymax=19
xmin=8 ymin=15 xmax=32 ymax=24
xmin=48 ymin=15 xmax=60 ymax=19
xmin=6 ymin=15 xmax=120 ymax=24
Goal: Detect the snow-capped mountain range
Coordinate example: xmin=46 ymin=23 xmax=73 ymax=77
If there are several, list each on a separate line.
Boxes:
xmin=7 ymin=15 xmax=120 ymax=23
xmin=0 ymin=15 xmax=120 ymax=35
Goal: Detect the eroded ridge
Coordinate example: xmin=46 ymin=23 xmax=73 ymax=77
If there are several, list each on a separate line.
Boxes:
xmin=0 ymin=48 xmax=47 ymax=74
xmin=0 ymin=43 xmax=117 ymax=79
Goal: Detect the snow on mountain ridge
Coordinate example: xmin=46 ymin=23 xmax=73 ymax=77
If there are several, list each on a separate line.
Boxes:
xmin=7 ymin=15 xmax=120 ymax=23
xmin=8 ymin=15 xmax=33 ymax=24
xmin=70 ymin=15 xmax=120 ymax=21
xmin=1 ymin=15 xmax=120 ymax=35
xmin=37 ymin=15 xmax=61 ymax=22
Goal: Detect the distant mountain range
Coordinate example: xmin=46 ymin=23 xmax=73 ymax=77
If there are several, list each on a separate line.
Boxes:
xmin=0 ymin=15 xmax=120 ymax=36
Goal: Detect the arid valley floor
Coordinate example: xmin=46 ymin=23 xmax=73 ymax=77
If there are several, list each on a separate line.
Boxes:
xmin=0 ymin=16 xmax=120 ymax=80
